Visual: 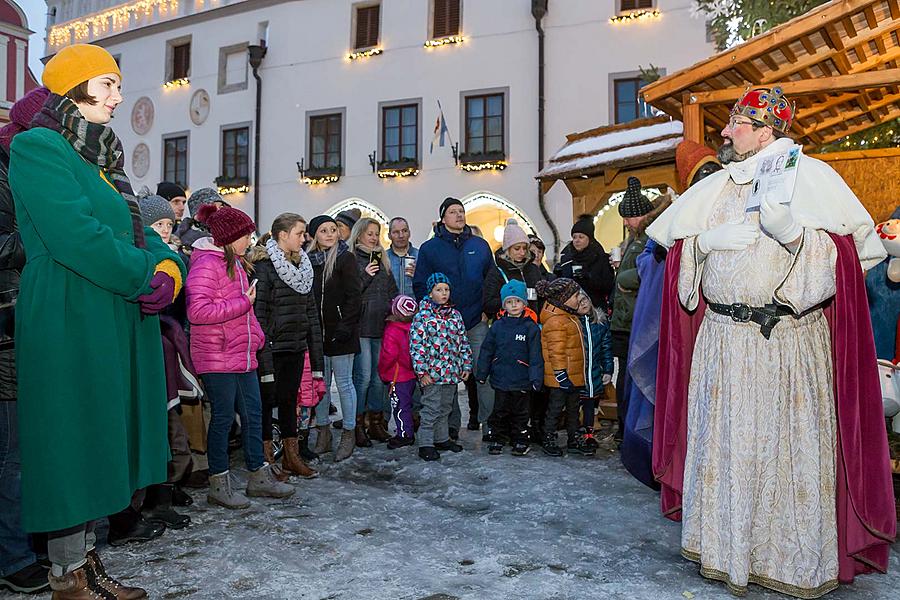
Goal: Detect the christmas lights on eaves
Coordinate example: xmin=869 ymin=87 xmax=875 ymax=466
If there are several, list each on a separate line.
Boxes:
xmin=303 ymin=175 xmax=340 ymax=185
xmin=218 ymin=185 xmax=249 ymax=196
xmin=609 ymin=9 xmax=661 ymax=24
xmin=348 ymin=48 xmax=383 ymax=60
xmin=377 ymin=167 xmax=419 ymax=178
xmin=460 ymin=161 xmax=507 ymax=172
xmin=49 ymin=0 xmax=180 ymax=48
xmin=424 ymin=35 xmax=464 ymax=48
xmin=162 ymin=78 xmax=189 ymax=89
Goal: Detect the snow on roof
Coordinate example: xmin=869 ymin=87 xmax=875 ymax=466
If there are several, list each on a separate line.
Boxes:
xmin=538 ymin=116 xmax=683 ymax=180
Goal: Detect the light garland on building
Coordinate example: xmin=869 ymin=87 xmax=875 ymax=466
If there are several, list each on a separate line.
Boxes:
xmin=609 ymin=9 xmax=661 ymax=24
xmin=48 ymin=0 xmax=179 ymax=48
xmin=348 ymin=48 xmax=383 ymax=60
xmin=377 ymin=167 xmax=419 ymax=178
xmin=303 ymin=175 xmax=340 ymax=185
xmin=460 ymin=160 xmax=507 ymax=172
xmin=424 ymin=35 xmax=464 ymax=48
xmin=162 ymin=77 xmax=189 ymax=89
xmin=218 ymin=185 xmax=249 ymax=196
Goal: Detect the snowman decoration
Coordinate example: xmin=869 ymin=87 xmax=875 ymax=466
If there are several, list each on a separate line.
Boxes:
xmin=876 ymin=219 xmax=900 ymax=439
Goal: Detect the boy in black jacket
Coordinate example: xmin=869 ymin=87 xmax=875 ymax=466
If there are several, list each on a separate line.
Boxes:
xmin=476 ymin=280 xmax=543 ymax=456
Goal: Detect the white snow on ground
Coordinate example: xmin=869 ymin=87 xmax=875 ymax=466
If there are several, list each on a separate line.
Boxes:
xmin=4 ymin=412 xmax=898 ymax=599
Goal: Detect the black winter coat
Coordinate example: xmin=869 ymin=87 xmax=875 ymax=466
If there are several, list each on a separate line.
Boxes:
xmin=0 ymin=147 xmax=24 ymax=401
xmin=252 ymin=254 xmax=325 ymax=375
xmin=553 ymin=240 xmax=615 ymax=311
xmin=312 ymin=249 xmax=362 ymax=356
xmin=482 ymin=249 xmax=544 ymax=318
xmin=354 ymin=247 xmax=398 ymax=338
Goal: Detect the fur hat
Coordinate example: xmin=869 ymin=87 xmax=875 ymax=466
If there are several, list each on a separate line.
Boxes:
xmin=501 ymin=279 xmax=527 ymax=306
xmin=0 ymin=87 xmax=49 ymax=152
xmin=308 ymin=215 xmax=337 ymax=237
xmin=156 ymin=181 xmax=187 ymax=201
xmin=138 ymin=194 xmax=177 ymax=227
xmin=439 ymin=197 xmax=464 ymax=220
xmin=196 ymin=204 xmax=256 ymax=247
xmin=391 ymin=295 xmax=418 ymax=317
xmin=501 ymin=218 xmax=530 ymax=251
xmin=42 ymin=44 xmax=121 ymax=96
xmin=618 ymin=177 xmax=654 ymax=218
xmin=570 ymin=214 xmax=595 ymax=241
xmin=426 ymin=272 xmax=451 ymax=293
xmin=188 ymin=188 xmax=227 ymax=220
xmin=675 ymin=140 xmax=720 ymax=192
xmin=536 ymin=277 xmax=580 ymax=309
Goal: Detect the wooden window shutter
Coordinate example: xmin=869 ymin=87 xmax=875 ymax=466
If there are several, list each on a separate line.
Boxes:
xmin=621 ymin=0 xmax=652 ymax=10
xmin=433 ymin=0 xmax=460 ymax=38
xmin=355 ymin=5 xmax=380 ymax=49
xmin=638 ymin=0 xmax=653 ymax=8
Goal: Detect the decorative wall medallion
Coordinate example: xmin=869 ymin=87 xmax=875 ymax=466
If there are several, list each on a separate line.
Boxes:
xmin=132 ymin=142 xmax=150 ymax=178
xmin=130 ymin=97 xmax=154 ymax=135
xmin=190 ymin=89 xmax=211 ymax=125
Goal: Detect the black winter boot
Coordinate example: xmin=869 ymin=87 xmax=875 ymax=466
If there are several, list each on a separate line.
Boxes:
xmin=107 ymin=507 xmax=165 ymax=546
xmin=435 ymin=440 xmax=463 ymax=453
xmin=387 ymin=436 xmax=415 ymax=449
xmin=143 ymin=484 xmax=191 ymax=529
xmin=511 ymin=441 xmax=530 ymax=456
xmin=418 ymin=446 xmax=440 ymax=461
xmin=297 ymin=429 xmax=319 ymax=462
xmin=172 ymin=486 xmax=193 ymax=507
xmin=542 ymin=433 xmax=563 ymax=457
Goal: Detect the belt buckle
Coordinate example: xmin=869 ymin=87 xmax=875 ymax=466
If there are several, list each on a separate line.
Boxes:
xmin=730 ymin=303 xmax=752 ymax=323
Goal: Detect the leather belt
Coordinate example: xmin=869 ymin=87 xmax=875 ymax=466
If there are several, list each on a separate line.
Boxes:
xmin=706 ymin=302 xmax=792 ymax=340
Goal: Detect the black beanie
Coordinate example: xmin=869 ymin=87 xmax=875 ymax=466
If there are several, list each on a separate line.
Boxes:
xmin=439 ymin=197 xmax=464 ymax=219
xmin=156 ymin=181 xmax=186 ymax=201
xmin=618 ymin=176 xmax=654 ymax=218
xmin=308 ymin=215 xmax=337 ymax=237
xmin=570 ymin=214 xmax=595 ymax=240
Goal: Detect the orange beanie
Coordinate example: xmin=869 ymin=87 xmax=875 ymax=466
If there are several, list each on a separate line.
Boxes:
xmin=675 ymin=139 xmax=719 ymax=193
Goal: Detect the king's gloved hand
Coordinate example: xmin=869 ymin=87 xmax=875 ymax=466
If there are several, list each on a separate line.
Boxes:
xmin=697 ymin=222 xmax=759 ymax=254
xmin=760 ymin=196 xmax=802 ymax=245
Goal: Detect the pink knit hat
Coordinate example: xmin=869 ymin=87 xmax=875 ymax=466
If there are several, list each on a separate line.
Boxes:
xmin=196 ymin=204 xmax=256 ymax=247
xmin=501 ymin=218 xmax=529 ymax=251
xmin=0 ymin=87 xmax=50 ymax=152
xmin=390 ymin=295 xmax=418 ymax=317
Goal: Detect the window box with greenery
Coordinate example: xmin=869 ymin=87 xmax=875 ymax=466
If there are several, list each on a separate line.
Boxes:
xmin=214 ymin=175 xmax=249 ymax=195
xmin=301 ymin=165 xmax=342 ymax=185
xmin=377 ymin=158 xmax=419 ymax=178
xmin=458 ymin=149 xmax=506 ymax=172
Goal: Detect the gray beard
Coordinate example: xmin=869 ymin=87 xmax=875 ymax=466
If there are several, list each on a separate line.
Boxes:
xmin=717 ymin=142 xmax=760 ymax=164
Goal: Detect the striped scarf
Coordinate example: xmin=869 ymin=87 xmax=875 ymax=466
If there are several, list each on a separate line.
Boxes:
xmin=32 ymin=93 xmax=145 ymax=248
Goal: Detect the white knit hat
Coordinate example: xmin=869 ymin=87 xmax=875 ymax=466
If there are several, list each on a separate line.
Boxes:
xmin=501 ymin=218 xmax=529 ymax=251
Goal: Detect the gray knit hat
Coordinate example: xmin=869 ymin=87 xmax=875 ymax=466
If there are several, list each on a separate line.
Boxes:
xmin=138 ymin=194 xmax=177 ymax=226
xmin=188 ymin=187 xmax=229 ymax=220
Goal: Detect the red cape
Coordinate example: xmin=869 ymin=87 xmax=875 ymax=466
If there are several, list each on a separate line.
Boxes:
xmin=653 ymin=235 xmax=896 ymax=583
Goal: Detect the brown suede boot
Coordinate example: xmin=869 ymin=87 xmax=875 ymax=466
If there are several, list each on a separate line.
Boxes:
xmin=85 ymin=549 xmax=146 ymax=599
xmin=262 ymin=440 xmax=289 ymax=482
xmin=281 ymin=437 xmax=318 ymax=479
xmin=48 ymin=566 xmax=110 ymax=600
xmin=367 ymin=412 xmax=391 ymax=442
xmin=354 ymin=421 xmax=372 ymax=448
xmin=313 ymin=425 xmax=332 ymax=454
xmin=335 ymin=428 xmax=355 ymax=462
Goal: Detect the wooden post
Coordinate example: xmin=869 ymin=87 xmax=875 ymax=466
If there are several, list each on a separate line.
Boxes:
xmin=682 ymin=92 xmax=704 ymax=143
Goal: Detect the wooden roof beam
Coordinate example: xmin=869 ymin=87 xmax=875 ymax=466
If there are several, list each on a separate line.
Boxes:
xmin=890 ymin=0 xmax=900 ymax=20
xmin=819 ymin=105 xmax=900 ymax=143
xmin=805 ymin=91 xmax=900 ymax=133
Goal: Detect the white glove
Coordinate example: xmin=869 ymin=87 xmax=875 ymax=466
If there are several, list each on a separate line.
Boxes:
xmin=760 ymin=196 xmax=802 ymax=245
xmin=601 ymin=374 xmax=613 ymax=385
xmin=697 ymin=222 xmax=759 ymax=254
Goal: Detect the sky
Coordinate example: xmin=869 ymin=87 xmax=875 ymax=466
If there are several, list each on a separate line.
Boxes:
xmin=18 ymin=0 xmax=48 ymax=78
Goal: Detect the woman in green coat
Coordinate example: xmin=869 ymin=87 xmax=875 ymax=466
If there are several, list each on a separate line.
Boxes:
xmin=9 ymin=44 xmax=185 ymax=599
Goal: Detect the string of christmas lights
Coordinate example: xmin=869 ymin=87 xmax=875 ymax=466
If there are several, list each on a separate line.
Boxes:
xmin=609 ymin=9 xmax=661 ymax=24
xmin=162 ymin=77 xmax=189 ymax=89
xmin=49 ymin=0 xmax=179 ymax=47
xmin=377 ymin=167 xmax=419 ymax=178
xmin=460 ymin=161 xmax=507 ymax=172
xmin=348 ymin=48 xmax=383 ymax=60
xmin=218 ymin=185 xmax=249 ymax=196
xmin=424 ymin=35 xmax=464 ymax=48
xmin=303 ymin=175 xmax=340 ymax=185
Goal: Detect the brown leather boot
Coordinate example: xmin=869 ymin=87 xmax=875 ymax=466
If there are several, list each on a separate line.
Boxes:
xmin=48 ymin=565 xmax=109 ymax=600
xmin=281 ymin=437 xmax=318 ymax=479
xmin=262 ymin=440 xmax=289 ymax=482
xmin=367 ymin=411 xmax=391 ymax=442
xmin=85 ymin=549 xmax=146 ymax=600
xmin=354 ymin=419 xmax=372 ymax=448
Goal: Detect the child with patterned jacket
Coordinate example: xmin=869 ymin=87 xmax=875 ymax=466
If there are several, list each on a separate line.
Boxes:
xmin=476 ymin=280 xmax=543 ymax=457
xmin=378 ymin=295 xmax=419 ymax=450
xmin=409 ymin=273 xmax=473 ymax=461
xmin=575 ymin=290 xmax=613 ymax=454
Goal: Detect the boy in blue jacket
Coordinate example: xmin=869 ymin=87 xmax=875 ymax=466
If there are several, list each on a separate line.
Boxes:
xmin=476 ymin=280 xmax=543 ymax=456
xmin=576 ymin=291 xmax=613 ymax=454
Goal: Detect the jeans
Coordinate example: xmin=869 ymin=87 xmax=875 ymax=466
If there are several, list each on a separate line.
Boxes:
xmin=0 ymin=402 xmax=34 ymax=577
xmin=353 ymin=338 xmax=385 ymax=415
xmin=47 ymin=522 xmax=96 ymax=576
xmin=202 ymin=371 xmax=265 ymax=475
xmin=418 ymin=384 xmax=457 ymax=447
xmin=262 ymin=352 xmax=304 ymax=440
xmin=467 ymin=321 xmax=494 ymax=423
xmin=315 ymin=354 xmax=357 ymax=430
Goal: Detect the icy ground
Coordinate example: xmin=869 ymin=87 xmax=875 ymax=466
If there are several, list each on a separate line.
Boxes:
xmin=5 ymin=422 xmax=899 ymax=599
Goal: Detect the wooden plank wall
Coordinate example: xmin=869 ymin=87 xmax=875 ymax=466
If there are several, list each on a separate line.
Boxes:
xmin=811 ymin=148 xmax=900 ymax=222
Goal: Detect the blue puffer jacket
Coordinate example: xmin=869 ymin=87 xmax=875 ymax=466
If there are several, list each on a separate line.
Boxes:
xmin=412 ymin=224 xmax=494 ymax=329
xmin=475 ymin=314 xmax=543 ymax=391
xmin=579 ymin=314 xmax=613 ymax=398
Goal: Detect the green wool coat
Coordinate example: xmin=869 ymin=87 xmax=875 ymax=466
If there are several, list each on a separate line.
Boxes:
xmin=9 ymin=128 xmax=185 ymax=533
xmin=611 ymin=231 xmax=648 ymax=334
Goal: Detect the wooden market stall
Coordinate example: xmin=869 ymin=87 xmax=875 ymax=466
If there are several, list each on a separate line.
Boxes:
xmin=640 ymin=0 xmax=900 ymax=222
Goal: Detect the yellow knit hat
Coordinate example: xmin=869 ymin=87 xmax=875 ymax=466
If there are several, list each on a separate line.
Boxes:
xmin=42 ymin=44 xmax=121 ymax=96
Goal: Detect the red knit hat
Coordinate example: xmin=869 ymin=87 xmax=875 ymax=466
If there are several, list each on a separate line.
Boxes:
xmin=0 ymin=87 xmax=50 ymax=152
xmin=197 ymin=204 xmax=256 ymax=247
xmin=675 ymin=140 xmax=719 ymax=192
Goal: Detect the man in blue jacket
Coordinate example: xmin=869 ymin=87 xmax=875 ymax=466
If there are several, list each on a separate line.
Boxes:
xmin=413 ymin=198 xmax=494 ymax=433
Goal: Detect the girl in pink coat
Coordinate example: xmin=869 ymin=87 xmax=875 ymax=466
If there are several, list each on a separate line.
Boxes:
xmin=378 ymin=295 xmax=419 ymax=449
xmin=186 ymin=204 xmax=294 ymax=509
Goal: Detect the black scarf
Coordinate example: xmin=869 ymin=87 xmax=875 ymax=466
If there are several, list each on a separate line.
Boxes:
xmin=32 ymin=94 xmax=145 ymax=248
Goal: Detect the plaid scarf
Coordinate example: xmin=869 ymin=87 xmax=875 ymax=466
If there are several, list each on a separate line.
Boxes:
xmin=32 ymin=94 xmax=145 ymax=248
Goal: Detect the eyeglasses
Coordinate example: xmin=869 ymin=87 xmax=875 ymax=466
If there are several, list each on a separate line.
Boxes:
xmin=728 ymin=116 xmax=756 ymax=129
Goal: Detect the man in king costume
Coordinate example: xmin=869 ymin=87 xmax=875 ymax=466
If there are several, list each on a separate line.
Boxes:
xmin=646 ymin=86 xmax=895 ymax=598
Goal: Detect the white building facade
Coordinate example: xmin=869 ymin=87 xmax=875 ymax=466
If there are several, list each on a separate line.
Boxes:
xmin=43 ymin=0 xmax=713 ymax=252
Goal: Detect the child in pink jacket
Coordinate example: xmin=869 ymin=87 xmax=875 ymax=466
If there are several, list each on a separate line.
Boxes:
xmin=186 ymin=203 xmax=294 ymax=509
xmin=378 ymin=295 xmax=418 ymax=449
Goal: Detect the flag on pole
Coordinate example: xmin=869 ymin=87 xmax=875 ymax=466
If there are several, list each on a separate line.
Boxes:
xmin=430 ymin=101 xmax=451 ymax=154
